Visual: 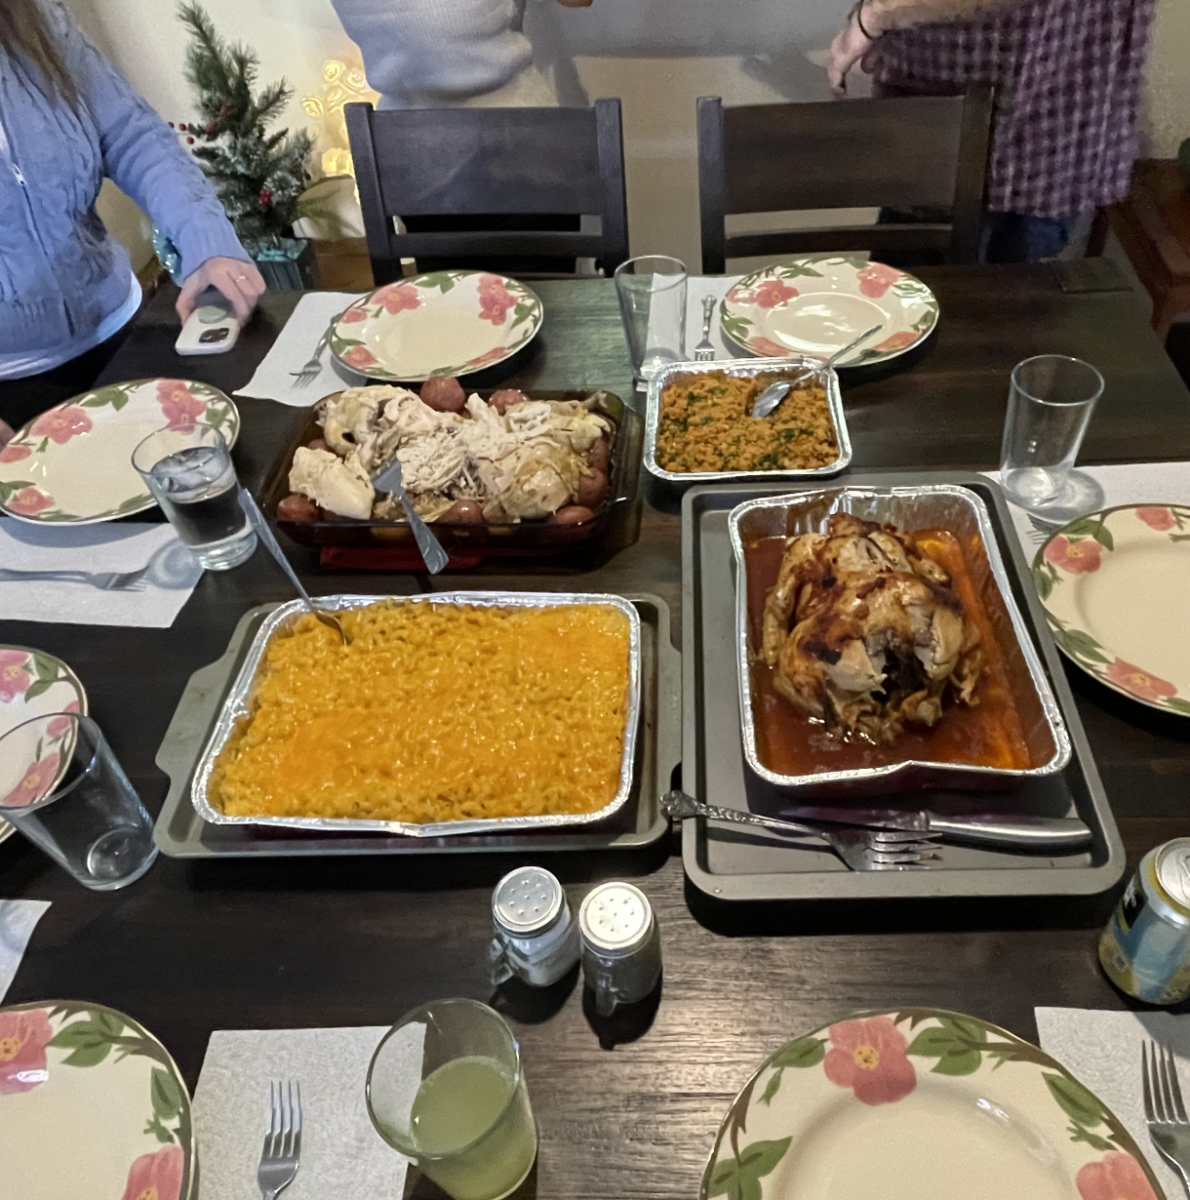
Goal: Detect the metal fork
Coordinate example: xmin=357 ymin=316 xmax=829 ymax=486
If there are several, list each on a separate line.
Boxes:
xmin=258 ymin=1080 xmax=302 ymax=1200
xmin=0 ymin=566 xmax=149 ymax=591
xmin=1143 ymin=1041 xmax=1190 ymax=1196
xmin=1026 ymin=512 xmax=1062 ymax=545
xmin=693 ymin=294 xmax=717 ymax=361
xmin=661 ymin=791 xmax=938 ymax=871
xmin=289 ymin=317 xmax=340 ymax=387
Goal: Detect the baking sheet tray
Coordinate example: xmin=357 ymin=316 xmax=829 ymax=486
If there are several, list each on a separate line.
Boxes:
xmin=643 ymin=358 xmax=852 ymax=486
xmin=681 ymin=472 xmax=1126 ymax=901
xmin=729 ymin=486 xmax=1071 ymax=792
xmin=154 ymin=594 xmax=678 ymax=858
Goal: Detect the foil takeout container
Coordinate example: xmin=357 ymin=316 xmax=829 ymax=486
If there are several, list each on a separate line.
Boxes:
xmin=643 ymin=357 xmax=852 ymax=485
xmin=728 ymin=485 xmax=1072 ymax=793
xmin=191 ymin=591 xmax=642 ymax=836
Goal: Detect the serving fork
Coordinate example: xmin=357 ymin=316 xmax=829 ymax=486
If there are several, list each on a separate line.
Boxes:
xmin=1143 ymin=1040 xmax=1190 ymax=1196
xmin=0 ymin=566 xmax=149 ymax=591
xmin=258 ymin=1080 xmax=302 ymax=1200
xmin=693 ymin=294 xmax=718 ymax=362
xmin=661 ymin=791 xmax=938 ymax=871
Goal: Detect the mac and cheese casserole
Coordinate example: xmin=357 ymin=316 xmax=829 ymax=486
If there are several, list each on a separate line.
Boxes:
xmin=209 ymin=599 xmax=632 ymax=823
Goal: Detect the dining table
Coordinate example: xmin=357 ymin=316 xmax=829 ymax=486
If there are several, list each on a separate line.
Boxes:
xmin=4 ymin=257 xmax=1190 ymax=1200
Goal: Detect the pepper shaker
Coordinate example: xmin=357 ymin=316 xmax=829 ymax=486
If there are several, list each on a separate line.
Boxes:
xmin=578 ymin=881 xmax=662 ymax=1016
xmin=488 ymin=866 xmax=581 ymax=988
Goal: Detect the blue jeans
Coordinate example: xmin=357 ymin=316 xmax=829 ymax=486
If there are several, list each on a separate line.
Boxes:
xmin=980 ymin=211 xmax=1077 ymax=263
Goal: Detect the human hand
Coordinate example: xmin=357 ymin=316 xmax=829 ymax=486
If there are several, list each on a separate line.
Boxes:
xmin=827 ymin=11 xmax=876 ymax=95
xmin=176 ymin=256 xmax=266 ymax=326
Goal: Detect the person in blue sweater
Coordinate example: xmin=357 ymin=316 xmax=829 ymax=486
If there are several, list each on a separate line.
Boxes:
xmin=0 ymin=0 xmax=265 ymax=422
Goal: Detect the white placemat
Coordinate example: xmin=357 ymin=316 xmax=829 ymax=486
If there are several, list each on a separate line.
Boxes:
xmin=0 ymin=899 xmax=50 ymax=1003
xmin=193 ymin=1025 xmax=423 ymax=1200
xmin=1037 ymin=1006 xmax=1187 ymax=1200
xmin=237 ymin=291 xmax=366 ymax=406
xmin=0 ymin=519 xmax=203 ymax=628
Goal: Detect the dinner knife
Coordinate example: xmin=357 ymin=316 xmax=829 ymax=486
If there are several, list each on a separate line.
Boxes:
xmin=779 ymin=805 xmax=1094 ymax=851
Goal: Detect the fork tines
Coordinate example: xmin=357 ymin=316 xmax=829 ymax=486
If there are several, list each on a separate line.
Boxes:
xmin=1143 ymin=1040 xmax=1189 ymax=1125
xmin=258 ymin=1079 xmax=302 ymax=1198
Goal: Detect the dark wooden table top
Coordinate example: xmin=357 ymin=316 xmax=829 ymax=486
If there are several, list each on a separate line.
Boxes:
xmin=5 ymin=262 xmax=1190 ymax=1200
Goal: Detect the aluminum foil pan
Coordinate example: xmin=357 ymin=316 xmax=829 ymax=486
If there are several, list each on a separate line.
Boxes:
xmin=191 ymin=592 xmax=642 ymax=836
xmin=728 ymin=486 xmax=1073 ymax=792
xmin=643 ymin=357 xmax=852 ymax=485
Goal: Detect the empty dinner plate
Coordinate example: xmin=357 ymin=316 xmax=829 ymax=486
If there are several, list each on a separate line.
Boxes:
xmin=329 ymin=270 xmax=544 ymax=381
xmin=0 ymin=1001 xmax=196 ymax=1200
xmin=1034 ymin=503 xmax=1190 ymax=717
xmin=719 ymin=254 xmax=939 ymax=366
xmin=702 ymin=1008 xmax=1159 ymax=1200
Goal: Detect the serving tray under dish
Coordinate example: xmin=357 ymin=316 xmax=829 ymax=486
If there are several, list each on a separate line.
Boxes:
xmin=680 ymin=472 xmax=1126 ymax=902
xmin=154 ymin=594 xmax=679 ymax=858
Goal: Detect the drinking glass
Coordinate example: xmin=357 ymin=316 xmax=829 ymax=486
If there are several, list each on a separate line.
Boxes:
xmin=0 ymin=713 xmax=158 ymax=890
xmin=132 ymin=424 xmax=257 ymax=570
xmin=999 ymin=355 xmax=1105 ymax=514
xmin=367 ymin=998 xmax=536 ymax=1200
xmin=614 ymin=255 xmax=688 ymax=383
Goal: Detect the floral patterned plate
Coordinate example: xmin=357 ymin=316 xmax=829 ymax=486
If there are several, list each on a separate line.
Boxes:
xmin=0 ymin=1001 xmax=195 ymax=1200
xmin=704 ymin=1008 xmax=1163 ymax=1200
xmin=0 ymin=646 xmax=88 ymax=847
xmin=1034 ymin=505 xmax=1190 ymax=717
xmin=330 ymin=270 xmax=544 ymax=381
xmin=0 ymin=379 xmax=240 ymax=524
xmin=720 ymin=254 xmax=939 ymax=365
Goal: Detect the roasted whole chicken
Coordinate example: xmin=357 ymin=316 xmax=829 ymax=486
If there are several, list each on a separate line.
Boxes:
xmin=760 ymin=513 xmax=983 ymax=743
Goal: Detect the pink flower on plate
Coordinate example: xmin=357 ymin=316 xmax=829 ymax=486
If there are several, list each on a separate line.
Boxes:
xmin=1044 ymin=535 xmax=1102 ymax=574
xmin=466 ymin=347 xmax=508 ymax=370
xmin=156 ymin=380 xmax=208 ymax=433
xmin=748 ymin=336 xmax=792 ymax=359
xmin=47 ymin=699 xmax=81 ymax=740
xmin=752 ymin=280 xmax=798 ymax=309
xmin=374 ymin=283 xmax=420 ymax=315
xmin=0 ymin=650 xmax=32 ymax=703
xmin=121 ymin=1145 xmax=186 ymax=1200
xmin=1077 ymin=1152 xmax=1158 ymax=1200
xmin=0 ymin=442 xmax=31 ymax=464
xmin=478 ymin=274 xmax=516 ymax=325
xmin=725 ymin=284 xmax=751 ymax=304
xmin=1136 ymin=506 xmax=1176 ymax=532
xmin=1105 ymin=658 xmax=1177 ymax=704
xmin=856 ymin=262 xmax=903 ymax=298
xmin=340 ymin=304 xmax=368 ymax=324
xmin=29 ymin=404 xmax=92 ymax=445
xmin=823 ymin=1015 xmax=916 ymax=1106
xmin=6 ymin=486 xmax=53 ymax=517
xmin=341 ymin=344 xmax=378 ymax=370
xmin=873 ymin=331 xmax=919 ymax=354
xmin=0 ymin=1007 xmax=52 ymax=1094
xmin=1 ymin=752 xmax=60 ymax=809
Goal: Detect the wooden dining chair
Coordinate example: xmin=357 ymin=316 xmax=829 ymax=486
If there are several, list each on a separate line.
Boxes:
xmin=345 ymin=99 xmax=629 ymax=283
xmin=697 ymin=87 xmax=994 ymax=274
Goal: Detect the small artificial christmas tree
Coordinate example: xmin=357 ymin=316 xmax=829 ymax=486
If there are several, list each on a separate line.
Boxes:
xmin=177 ymin=2 xmax=315 ymax=251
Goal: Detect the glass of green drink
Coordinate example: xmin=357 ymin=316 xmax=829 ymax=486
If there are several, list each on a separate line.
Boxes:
xmin=367 ymin=999 xmax=537 ymax=1200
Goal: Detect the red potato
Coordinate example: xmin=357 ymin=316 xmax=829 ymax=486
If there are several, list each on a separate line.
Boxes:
xmin=586 ymin=435 xmax=610 ymax=473
xmin=548 ymin=505 xmax=595 ymax=525
xmin=305 ymin=437 xmax=330 ymax=453
xmin=438 ymin=499 xmax=484 ymax=524
xmin=488 ymin=388 xmax=529 ymax=415
xmin=419 ymin=376 xmax=466 ymax=413
xmin=575 ymin=467 xmax=608 ymax=509
xmin=277 ymin=493 xmax=322 ymax=521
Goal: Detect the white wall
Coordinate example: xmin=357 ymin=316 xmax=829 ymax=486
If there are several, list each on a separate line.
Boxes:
xmin=1146 ymin=0 xmax=1190 ymax=157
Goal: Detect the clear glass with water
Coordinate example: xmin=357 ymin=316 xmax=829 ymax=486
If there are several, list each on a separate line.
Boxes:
xmin=132 ymin=425 xmax=257 ymax=570
xmin=614 ymin=255 xmax=688 ymax=384
xmin=367 ymin=999 xmax=537 ymax=1200
xmin=999 ymin=355 xmax=1104 ymax=511
xmin=0 ymin=713 xmax=157 ymax=890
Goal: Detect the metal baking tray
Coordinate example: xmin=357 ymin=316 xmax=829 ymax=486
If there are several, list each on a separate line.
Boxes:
xmin=729 ymin=486 xmax=1071 ymax=793
xmin=190 ymin=592 xmax=640 ymax=836
xmin=154 ymin=594 xmax=678 ymax=857
xmin=681 ymin=472 xmax=1126 ymax=901
xmin=643 ymin=357 xmax=852 ymax=486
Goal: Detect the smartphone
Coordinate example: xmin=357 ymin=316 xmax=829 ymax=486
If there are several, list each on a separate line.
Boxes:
xmin=175 ymin=287 xmax=241 ymax=356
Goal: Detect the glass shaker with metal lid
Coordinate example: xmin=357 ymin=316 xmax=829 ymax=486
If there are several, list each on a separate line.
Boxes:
xmin=488 ymin=866 xmax=580 ymax=988
xmin=578 ymin=881 xmax=662 ymax=1016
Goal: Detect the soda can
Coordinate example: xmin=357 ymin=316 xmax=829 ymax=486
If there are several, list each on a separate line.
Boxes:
xmin=1099 ymin=839 xmax=1190 ymax=1005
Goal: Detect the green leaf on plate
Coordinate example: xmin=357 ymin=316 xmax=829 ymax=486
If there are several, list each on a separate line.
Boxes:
xmin=31 ymin=652 xmax=58 ymax=683
xmin=151 ymin=1067 xmax=185 ymax=1120
xmin=832 ymin=253 xmax=869 ymax=268
xmin=79 ymin=386 xmax=127 ymax=409
xmin=1165 ymin=697 xmax=1190 ymax=716
xmin=416 ymin=272 xmax=457 ymax=293
xmin=1061 ymin=628 xmax=1110 ymax=664
xmin=0 ymin=480 xmax=34 ymax=502
xmin=907 ymin=1018 xmax=986 ymax=1075
xmin=1044 ymin=1072 xmax=1104 ymax=1128
xmin=1068 ymin=1123 xmax=1114 ymax=1152
xmin=110 ymin=390 xmax=131 ymax=412
xmin=23 ymin=677 xmax=55 ymax=701
xmin=1092 ymin=523 xmax=1114 ymax=551
xmin=758 ymin=1069 xmax=783 ymax=1106
xmin=93 ymin=1009 xmax=124 ymax=1038
xmin=59 ymin=1037 xmax=113 ymax=1068
xmin=721 ymin=313 xmax=752 ymax=341
xmin=145 ymin=1114 xmax=176 ymax=1145
xmin=931 ymin=1048 xmax=983 ymax=1076
xmin=777 ymin=264 xmax=823 ymax=279
xmin=771 ymin=1036 xmax=826 ymax=1069
xmin=1061 ymin=518 xmax=1098 ymax=539
xmin=1032 ymin=565 xmax=1054 ymax=601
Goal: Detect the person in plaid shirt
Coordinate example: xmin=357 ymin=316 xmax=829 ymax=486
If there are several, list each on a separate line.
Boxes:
xmin=826 ymin=0 xmax=1155 ymax=262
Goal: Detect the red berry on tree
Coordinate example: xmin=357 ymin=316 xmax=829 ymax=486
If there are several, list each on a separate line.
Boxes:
xmin=258 ymin=187 xmax=274 ymax=207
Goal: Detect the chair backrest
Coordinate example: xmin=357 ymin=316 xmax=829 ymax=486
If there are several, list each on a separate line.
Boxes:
xmin=697 ymin=87 xmax=993 ymax=274
xmin=345 ymin=99 xmax=629 ymax=282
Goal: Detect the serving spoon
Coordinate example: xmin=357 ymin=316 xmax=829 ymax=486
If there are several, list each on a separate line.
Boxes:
xmin=750 ymin=323 xmax=885 ymax=418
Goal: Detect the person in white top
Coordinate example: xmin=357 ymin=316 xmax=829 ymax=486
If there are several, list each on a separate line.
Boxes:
xmin=329 ymin=0 xmax=592 ymax=110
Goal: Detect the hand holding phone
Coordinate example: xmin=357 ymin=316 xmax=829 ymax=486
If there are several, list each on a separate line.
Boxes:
xmin=175 ymin=287 xmax=241 ymax=356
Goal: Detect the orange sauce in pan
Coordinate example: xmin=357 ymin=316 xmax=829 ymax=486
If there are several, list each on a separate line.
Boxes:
xmin=744 ymin=529 xmax=1032 ymax=775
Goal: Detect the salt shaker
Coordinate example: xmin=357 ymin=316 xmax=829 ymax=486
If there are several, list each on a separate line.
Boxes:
xmin=488 ymin=866 xmax=580 ymax=987
xmin=578 ymin=881 xmax=662 ymax=1016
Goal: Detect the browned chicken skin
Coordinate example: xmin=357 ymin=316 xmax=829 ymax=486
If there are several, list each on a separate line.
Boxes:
xmin=760 ymin=513 xmax=982 ymax=743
